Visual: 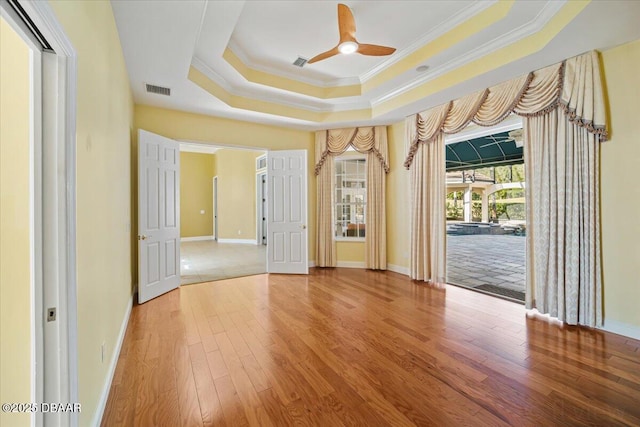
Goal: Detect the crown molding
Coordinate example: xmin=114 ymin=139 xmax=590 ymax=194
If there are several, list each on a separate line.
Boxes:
xmin=224 ymin=1 xmax=498 ymax=89
xmin=359 ymin=0 xmax=498 ymax=83
xmin=191 ymin=56 xmax=371 ymax=113
xmin=227 ymin=39 xmax=361 ymax=88
xmin=188 ymin=0 xmax=569 ymax=124
xmin=371 ymin=0 xmax=566 ymax=108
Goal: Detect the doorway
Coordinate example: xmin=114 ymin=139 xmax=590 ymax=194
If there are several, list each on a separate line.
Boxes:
xmin=257 ymin=171 xmax=267 ymax=245
xmin=179 ymin=145 xmax=267 ymax=284
xmin=444 ymin=120 xmax=526 ymax=302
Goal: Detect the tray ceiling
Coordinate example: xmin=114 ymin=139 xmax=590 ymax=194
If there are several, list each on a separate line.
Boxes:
xmin=112 ymin=0 xmax=640 ymax=130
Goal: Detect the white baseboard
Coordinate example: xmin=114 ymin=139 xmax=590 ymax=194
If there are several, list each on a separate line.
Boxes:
xmin=388 ymin=263 xmax=410 ymax=276
xmin=336 ymin=261 xmax=366 ymax=269
xmin=601 ymin=319 xmax=640 ymax=341
xmin=308 ymin=262 xmax=410 ymax=273
xmin=217 ymin=238 xmax=257 ymax=244
xmin=92 ymin=294 xmax=133 ymax=427
xmin=180 ymin=235 xmax=214 ymax=242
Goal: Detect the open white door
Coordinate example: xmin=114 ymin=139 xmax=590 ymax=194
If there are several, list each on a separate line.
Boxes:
xmin=138 ymin=130 xmax=180 ymax=303
xmin=267 ymin=150 xmax=308 ymax=274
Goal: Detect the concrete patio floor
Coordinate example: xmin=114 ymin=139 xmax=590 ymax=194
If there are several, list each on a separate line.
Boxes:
xmin=446 ymin=234 xmax=525 ymax=301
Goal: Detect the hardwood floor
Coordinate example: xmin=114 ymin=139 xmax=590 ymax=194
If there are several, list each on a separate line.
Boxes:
xmin=101 ymin=268 xmax=640 ymax=426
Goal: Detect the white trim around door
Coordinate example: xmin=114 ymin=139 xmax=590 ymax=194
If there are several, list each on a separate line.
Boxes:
xmin=1 ymin=1 xmax=79 ymax=426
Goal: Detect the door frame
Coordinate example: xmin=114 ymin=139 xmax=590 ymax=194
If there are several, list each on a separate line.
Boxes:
xmin=256 ymin=171 xmax=267 ymax=245
xmin=213 ymin=175 xmax=218 ymax=241
xmin=1 ymin=1 xmax=78 ymax=426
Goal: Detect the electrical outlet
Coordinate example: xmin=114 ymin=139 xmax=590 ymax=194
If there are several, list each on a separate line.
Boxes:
xmin=237 ymin=230 xmax=241 ymax=235
xmin=101 ymin=342 xmax=106 ymax=363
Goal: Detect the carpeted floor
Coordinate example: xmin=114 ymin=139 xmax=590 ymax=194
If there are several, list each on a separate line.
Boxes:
xmin=180 ymin=240 xmax=266 ymax=285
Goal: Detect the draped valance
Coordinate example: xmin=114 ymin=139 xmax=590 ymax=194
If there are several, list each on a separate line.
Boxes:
xmin=315 ymin=126 xmax=389 ymax=175
xmin=404 ymin=51 xmax=608 ymax=168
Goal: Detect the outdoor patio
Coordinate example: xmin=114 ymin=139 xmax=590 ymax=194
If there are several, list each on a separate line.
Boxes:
xmin=446 ymin=233 xmax=525 ymax=301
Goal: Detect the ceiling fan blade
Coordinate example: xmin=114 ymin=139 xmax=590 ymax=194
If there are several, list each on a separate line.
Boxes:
xmin=308 ymin=46 xmax=340 ymax=64
xmin=338 ymin=3 xmax=356 ymax=42
xmin=357 ymin=44 xmax=396 ymax=57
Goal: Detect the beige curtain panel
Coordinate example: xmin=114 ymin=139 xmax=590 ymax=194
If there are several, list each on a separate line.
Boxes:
xmin=404 ymin=51 xmax=607 ymax=327
xmin=524 ymin=109 xmax=602 ymax=327
xmin=315 ymin=126 xmax=389 ymax=269
xmin=409 ymin=129 xmax=446 ymax=282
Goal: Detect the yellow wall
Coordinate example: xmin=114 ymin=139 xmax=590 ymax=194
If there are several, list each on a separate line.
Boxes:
xmin=336 ymin=242 xmax=366 ymax=263
xmin=180 ymin=152 xmax=215 ymax=237
xmin=49 ymin=1 xmax=134 ymax=425
xmin=600 ymin=40 xmax=640 ymax=330
xmin=0 ymin=17 xmax=32 ymax=427
xmin=214 ymin=149 xmax=263 ymax=240
xmin=135 ymin=105 xmax=316 ymax=259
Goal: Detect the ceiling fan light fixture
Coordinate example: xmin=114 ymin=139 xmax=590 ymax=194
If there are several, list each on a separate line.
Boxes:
xmin=307 ymin=4 xmax=395 ymax=64
xmin=338 ymin=41 xmax=358 ymax=54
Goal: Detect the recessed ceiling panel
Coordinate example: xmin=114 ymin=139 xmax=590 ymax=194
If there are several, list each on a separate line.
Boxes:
xmin=229 ymin=1 xmax=477 ymax=83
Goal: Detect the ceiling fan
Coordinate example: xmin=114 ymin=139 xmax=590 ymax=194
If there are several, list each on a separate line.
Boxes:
xmin=307 ymin=3 xmax=396 ymax=64
xmin=479 ymin=129 xmax=524 ymax=148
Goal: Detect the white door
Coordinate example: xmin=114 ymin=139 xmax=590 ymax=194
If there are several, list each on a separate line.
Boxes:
xmin=267 ymin=150 xmax=308 ymax=274
xmin=138 ymin=129 xmax=181 ymax=303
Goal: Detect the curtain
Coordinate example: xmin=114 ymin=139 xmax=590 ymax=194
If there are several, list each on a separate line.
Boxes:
xmin=366 ymin=131 xmax=388 ymax=270
xmin=410 ymin=133 xmax=445 ymax=282
xmin=404 ymin=51 xmax=607 ymax=327
xmin=315 ymin=126 xmax=389 ymax=269
xmin=316 ymin=131 xmax=335 ymax=267
xmin=524 ymin=109 xmax=602 ymax=327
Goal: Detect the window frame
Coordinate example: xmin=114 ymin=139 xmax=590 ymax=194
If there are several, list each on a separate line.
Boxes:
xmin=334 ymin=154 xmax=367 ymax=242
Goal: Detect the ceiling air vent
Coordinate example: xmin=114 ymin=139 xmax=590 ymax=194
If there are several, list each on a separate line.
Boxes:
xmin=292 ymin=57 xmax=308 ymax=68
xmin=145 ymin=83 xmax=171 ymax=96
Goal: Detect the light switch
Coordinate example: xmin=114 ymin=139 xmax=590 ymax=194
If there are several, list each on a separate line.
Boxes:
xmin=200 ymin=210 xmax=205 ymax=214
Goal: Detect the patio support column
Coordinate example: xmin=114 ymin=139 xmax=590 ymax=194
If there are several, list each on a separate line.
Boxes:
xmin=463 ymin=186 xmax=472 ymax=222
xmin=481 ymin=190 xmax=489 ymax=222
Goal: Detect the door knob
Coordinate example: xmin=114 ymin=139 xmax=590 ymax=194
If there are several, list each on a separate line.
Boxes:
xmin=301 ymin=225 xmax=307 ymax=229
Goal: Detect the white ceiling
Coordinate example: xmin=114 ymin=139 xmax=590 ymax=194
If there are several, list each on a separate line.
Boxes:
xmin=228 ymin=0 xmax=481 ymax=85
xmin=111 ymin=0 xmax=640 ymax=131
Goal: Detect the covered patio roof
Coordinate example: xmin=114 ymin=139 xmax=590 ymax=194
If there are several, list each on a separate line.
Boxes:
xmin=446 ymin=130 xmax=523 ymax=171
